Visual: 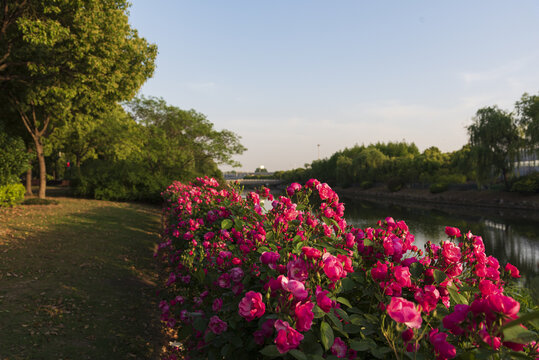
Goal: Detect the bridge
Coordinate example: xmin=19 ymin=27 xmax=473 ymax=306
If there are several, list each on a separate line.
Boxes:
xmin=226 ymin=179 xmax=284 ymax=187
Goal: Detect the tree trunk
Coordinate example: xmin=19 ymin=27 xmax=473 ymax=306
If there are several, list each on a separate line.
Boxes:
xmin=33 ymin=137 xmax=47 ymax=199
xmin=25 ymin=168 xmax=33 ymax=195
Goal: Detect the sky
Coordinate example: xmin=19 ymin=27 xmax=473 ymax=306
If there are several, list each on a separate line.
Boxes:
xmin=128 ymin=1 xmax=539 ymax=172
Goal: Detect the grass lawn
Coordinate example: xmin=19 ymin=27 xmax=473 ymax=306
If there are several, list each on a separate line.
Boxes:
xmin=0 ymin=189 xmax=165 ymax=359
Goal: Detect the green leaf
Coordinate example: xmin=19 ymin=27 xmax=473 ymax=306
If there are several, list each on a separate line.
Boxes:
xmin=349 ymin=338 xmax=375 ymax=351
xmin=320 ymin=321 xmax=334 ymax=351
xmin=502 ymin=326 xmax=538 ymax=344
xmin=221 ymin=344 xmax=232 ymax=357
xmin=409 ymin=261 xmax=424 ymax=279
xmin=327 ymin=311 xmax=343 ymax=331
xmin=336 ymin=297 xmax=352 ymax=308
xmin=257 ymin=246 xmax=271 ymax=254
xmin=259 ymin=345 xmax=281 ymax=357
xmin=433 ymin=269 xmax=447 ymax=283
xmin=312 ymin=305 xmax=325 ymax=319
xmin=335 ymin=308 xmax=350 ymax=322
xmin=362 ymin=239 xmax=373 ymax=246
xmin=221 ymin=218 xmax=233 ymax=229
xmin=289 ymin=349 xmax=307 ymax=360
xmin=343 ymin=324 xmax=363 ymax=334
xmin=372 ymin=346 xmax=392 ymax=359
xmin=447 ymin=284 xmax=468 ymax=305
xmin=501 ymin=309 xmax=539 ymax=331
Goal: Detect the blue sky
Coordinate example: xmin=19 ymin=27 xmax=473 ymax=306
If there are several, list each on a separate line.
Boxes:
xmin=128 ymin=1 xmax=539 ymax=172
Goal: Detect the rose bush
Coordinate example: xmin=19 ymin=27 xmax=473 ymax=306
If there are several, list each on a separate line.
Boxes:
xmin=156 ymin=177 xmax=538 ymax=359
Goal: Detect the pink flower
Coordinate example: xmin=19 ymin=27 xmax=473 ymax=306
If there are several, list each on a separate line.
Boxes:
xmin=401 ymin=328 xmax=414 ymax=342
xmin=505 ymin=263 xmax=520 ymax=278
xmin=429 ymin=329 xmax=456 ymax=359
xmin=287 ymin=258 xmax=309 ymax=282
xmin=443 ymin=304 xmax=470 ymax=335
xmin=229 ymin=267 xmax=244 ymax=282
xmin=274 ymin=320 xmax=304 ymax=353
xmin=208 ymin=315 xmax=227 ymax=334
xmin=323 ymin=254 xmax=345 ymax=282
xmin=218 ymin=273 xmax=231 ymax=288
xmin=316 ymin=286 xmax=335 ymax=313
xmin=393 ymin=265 xmax=412 ymax=288
xmin=302 ymin=246 xmax=322 ymax=259
xmin=442 ymin=241 xmax=461 ymax=264
xmin=414 ymin=285 xmax=440 ymax=313
xmin=212 ymin=298 xmax=223 ymax=312
xmin=386 ymin=297 xmax=422 ymax=329
xmin=238 ymin=291 xmax=265 ymax=321
xmin=286 ymin=182 xmax=302 ymax=197
xmin=444 ymin=226 xmax=461 ymax=238
xmin=295 ymin=301 xmax=315 ymax=331
xmin=281 ymin=276 xmax=309 ymax=300
xmin=254 ymin=319 xmax=276 ymax=345
xmin=371 ymin=261 xmax=388 ymax=281
xmin=260 ymin=251 xmax=280 ymax=266
xmin=331 ymin=337 xmax=347 ymax=358
xmin=487 ymin=294 xmax=520 ymax=319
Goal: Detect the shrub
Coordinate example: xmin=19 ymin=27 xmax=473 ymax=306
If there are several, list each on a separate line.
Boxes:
xmin=430 ymin=182 xmax=448 ymax=194
xmin=511 ymin=172 xmax=539 ymax=193
xmin=0 ymin=183 xmax=25 ymax=207
xmin=73 ymin=159 xmax=172 ymax=202
xmin=387 ymin=178 xmax=403 ymax=192
xmin=0 ymin=132 xmax=33 ymax=186
xmin=360 ymin=180 xmax=373 ymax=189
xmin=156 ymin=178 xmax=539 ymax=360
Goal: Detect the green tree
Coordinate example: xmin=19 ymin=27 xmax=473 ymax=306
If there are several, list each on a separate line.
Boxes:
xmin=0 ymin=128 xmax=33 ymax=185
xmin=467 ymin=106 xmax=521 ymax=189
xmin=515 ymin=93 xmax=539 ymax=151
xmin=127 ymin=96 xmax=246 ymax=180
xmin=1 ymin=0 xmax=156 ymax=198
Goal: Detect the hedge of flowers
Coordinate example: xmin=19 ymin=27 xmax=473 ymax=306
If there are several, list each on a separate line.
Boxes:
xmin=156 ymin=177 xmax=538 ymax=360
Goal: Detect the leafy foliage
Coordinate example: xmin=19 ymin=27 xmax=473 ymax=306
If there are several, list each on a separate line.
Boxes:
xmin=0 ymin=183 xmax=25 ymax=207
xmin=0 ymin=130 xmax=33 ymax=185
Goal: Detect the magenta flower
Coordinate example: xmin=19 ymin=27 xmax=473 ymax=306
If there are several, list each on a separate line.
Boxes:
xmin=322 ymin=254 xmax=345 ymax=282
xmin=444 ymin=226 xmax=461 ymax=238
xmin=387 ymin=297 xmax=422 ymax=329
xmin=504 ymin=263 xmax=520 ymax=278
xmin=238 ymin=291 xmax=265 ymax=321
xmin=316 ymin=286 xmax=335 ymax=313
xmin=294 ymin=301 xmax=315 ymax=331
xmin=429 ymin=329 xmax=456 ymax=359
xmin=208 ymin=315 xmax=228 ymax=334
xmin=331 ymin=337 xmax=348 ymax=358
xmin=274 ymin=320 xmax=304 ymax=353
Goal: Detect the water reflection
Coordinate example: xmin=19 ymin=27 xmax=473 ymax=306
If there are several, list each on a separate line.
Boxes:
xmin=342 ymin=198 xmax=539 ymax=281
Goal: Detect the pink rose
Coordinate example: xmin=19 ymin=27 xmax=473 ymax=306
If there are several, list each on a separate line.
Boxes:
xmin=286 ymin=182 xmax=302 ymax=197
xmin=429 ymin=329 xmax=456 ymax=359
xmin=323 ymin=254 xmax=345 ymax=282
xmin=331 ymin=337 xmax=347 ymax=358
xmin=443 ymin=304 xmax=470 ymax=335
xmin=316 ymin=286 xmax=335 ymax=313
xmin=260 ymin=251 xmax=280 ymax=266
xmin=444 ymin=226 xmax=461 ymax=238
xmin=504 ymin=263 xmax=520 ymax=278
xmin=238 ymin=291 xmax=265 ymax=321
xmin=442 ymin=241 xmax=461 ymax=265
xmin=287 ymin=258 xmax=309 ymax=282
xmin=281 ymin=276 xmax=309 ymax=300
xmin=212 ymin=298 xmax=223 ymax=312
xmin=208 ymin=315 xmax=227 ymax=334
xmin=302 ymin=246 xmax=322 ymax=259
xmin=393 ymin=265 xmax=412 ymax=288
xmin=487 ymin=294 xmax=520 ymax=319
xmin=254 ymin=319 xmax=276 ymax=345
xmin=274 ymin=320 xmax=304 ymax=353
xmin=414 ymin=285 xmax=440 ymax=313
xmin=371 ymin=261 xmax=388 ymax=281
xmin=229 ymin=267 xmax=244 ymax=282
xmin=387 ymin=297 xmax=422 ymax=329
xmin=218 ymin=273 xmax=231 ymax=288
xmin=295 ymin=301 xmax=315 ymax=331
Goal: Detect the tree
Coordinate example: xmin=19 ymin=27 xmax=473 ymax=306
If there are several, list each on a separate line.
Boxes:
xmin=0 ymin=0 xmax=156 ymax=198
xmin=467 ymin=106 xmax=521 ymax=189
xmin=127 ymin=96 xmax=246 ymax=180
xmin=515 ymin=93 xmax=539 ymax=151
xmin=0 ymin=128 xmax=33 ymax=185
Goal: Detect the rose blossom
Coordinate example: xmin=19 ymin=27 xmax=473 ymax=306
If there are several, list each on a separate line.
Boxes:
xmin=229 ymin=267 xmax=244 ymax=282
xmin=212 ymin=298 xmax=223 ymax=312
xmin=287 ymin=258 xmax=309 ymax=282
xmin=238 ymin=291 xmax=265 ymax=321
xmin=504 ymin=263 xmax=520 ymax=278
xmin=295 ymin=301 xmax=315 ymax=331
xmin=445 ymin=226 xmax=461 ymax=238
xmin=274 ymin=320 xmax=304 ymax=353
xmin=322 ymin=254 xmax=345 ymax=282
xmin=302 ymin=246 xmax=322 ymax=259
xmin=208 ymin=315 xmax=227 ymax=334
xmin=286 ymin=182 xmax=302 ymax=197
xmin=429 ymin=329 xmax=456 ymax=359
xmin=386 ymin=297 xmax=422 ymax=329
xmin=331 ymin=337 xmax=347 ymax=358
xmin=316 ymin=286 xmax=335 ymax=313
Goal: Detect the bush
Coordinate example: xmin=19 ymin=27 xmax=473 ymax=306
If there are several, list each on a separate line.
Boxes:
xmin=0 ymin=132 xmax=33 ymax=186
xmin=387 ymin=178 xmax=403 ymax=192
xmin=429 ymin=182 xmax=448 ymax=194
xmin=73 ymin=159 xmax=172 ymax=202
xmin=360 ymin=180 xmax=373 ymax=189
xmin=0 ymin=183 xmax=25 ymax=207
xmin=22 ymin=198 xmax=59 ymax=206
xmin=156 ymin=178 xmax=538 ymax=360
xmin=511 ymin=173 xmax=539 ymax=193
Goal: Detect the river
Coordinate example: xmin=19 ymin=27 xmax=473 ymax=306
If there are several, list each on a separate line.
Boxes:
xmin=342 ymin=196 xmax=539 ymax=290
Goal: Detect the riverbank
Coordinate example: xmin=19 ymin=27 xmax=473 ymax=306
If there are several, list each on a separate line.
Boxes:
xmin=335 ymin=185 xmax=539 ymax=221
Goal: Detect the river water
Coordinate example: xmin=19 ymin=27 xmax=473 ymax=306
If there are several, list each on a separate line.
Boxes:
xmin=341 ymin=197 xmax=539 ymax=288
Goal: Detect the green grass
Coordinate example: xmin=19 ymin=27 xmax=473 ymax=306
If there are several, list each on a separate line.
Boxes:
xmin=0 ymin=192 xmax=166 ymax=359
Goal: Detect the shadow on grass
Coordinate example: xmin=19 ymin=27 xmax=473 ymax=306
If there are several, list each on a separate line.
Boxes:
xmin=0 ymin=201 xmax=165 ymax=359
